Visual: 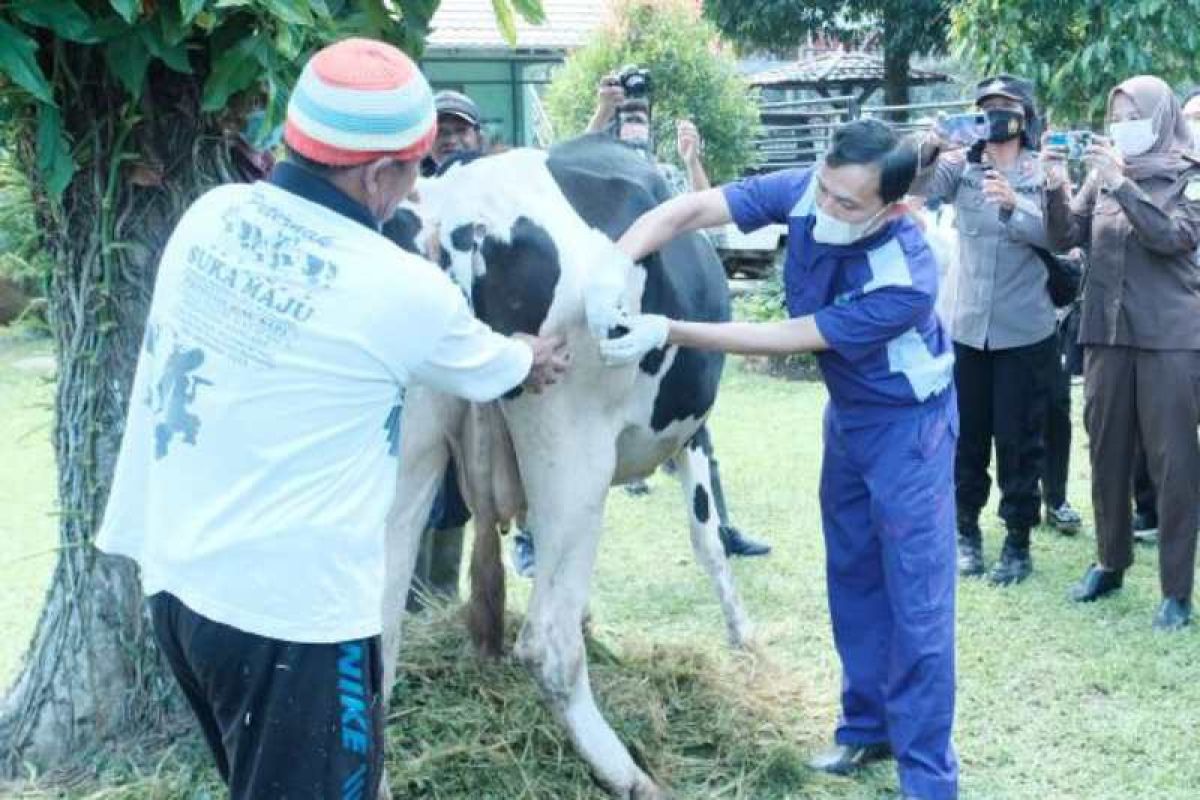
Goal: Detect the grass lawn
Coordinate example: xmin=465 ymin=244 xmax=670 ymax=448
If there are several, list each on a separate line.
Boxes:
xmin=1 ymin=336 xmax=1197 ymax=799
xmin=0 ymin=329 xmax=57 ymax=695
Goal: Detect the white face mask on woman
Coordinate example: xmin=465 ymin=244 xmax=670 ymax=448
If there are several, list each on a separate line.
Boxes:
xmin=1109 ymin=118 xmax=1156 ymax=157
xmin=812 ymin=204 xmax=891 ymax=246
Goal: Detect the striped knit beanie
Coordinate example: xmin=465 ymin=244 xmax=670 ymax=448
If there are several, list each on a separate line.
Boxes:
xmin=285 ymin=38 xmax=437 ymax=167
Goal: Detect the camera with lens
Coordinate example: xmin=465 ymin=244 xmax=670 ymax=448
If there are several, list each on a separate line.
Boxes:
xmin=616 ymin=65 xmax=653 ymax=100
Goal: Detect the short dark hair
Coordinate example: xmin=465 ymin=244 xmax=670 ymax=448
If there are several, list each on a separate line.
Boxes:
xmin=1184 ymin=88 xmax=1200 ymax=106
xmin=824 ymin=119 xmax=918 ymax=204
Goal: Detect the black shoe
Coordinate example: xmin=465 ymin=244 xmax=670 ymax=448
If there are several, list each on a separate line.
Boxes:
xmin=623 ymin=480 xmax=652 ymax=497
xmin=1152 ymin=597 xmax=1192 ymax=631
xmin=1045 ymin=502 xmax=1082 ymax=535
xmin=1133 ymin=511 xmax=1159 ymax=545
xmin=988 ymin=540 xmax=1032 ymax=586
xmin=957 ymin=535 xmax=984 ymax=577
xmin=1068 ymin=564 xmax=1124 ymax=602
xmin=719 ymin=525 xmax=771 ymax=557
xmin=807 ymin=742 xmax=893 ymax=776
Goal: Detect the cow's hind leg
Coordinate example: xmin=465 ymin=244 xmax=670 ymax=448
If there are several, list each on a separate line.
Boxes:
xmin=377 ymin=393 xmax=463 ymax=800
xmin=677 ymin=431 xmax=752 ymax=649
xmin=380 ymin=392 xmax=462 ymax=708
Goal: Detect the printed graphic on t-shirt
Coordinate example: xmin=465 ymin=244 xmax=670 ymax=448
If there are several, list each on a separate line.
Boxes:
xmin=384 ymin=402 xmax=403 ymax=457
xmin=141 ymin=187 xmax=352 ymax=458
xmin=142 ymin=323 xmax=212 ymax=459
xmin=170 ymin=188 xmax=339 ymax=372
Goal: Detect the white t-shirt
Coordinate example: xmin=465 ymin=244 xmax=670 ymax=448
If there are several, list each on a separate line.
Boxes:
xmin=95 ymin=181 xmax=531 ymax=643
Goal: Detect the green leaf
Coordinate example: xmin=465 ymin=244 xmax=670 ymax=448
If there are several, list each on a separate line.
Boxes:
xmin=195 ymin=11 xmax=218 ymax=31
xmin=201 ymin=36 xmax=262 ymax=111
xmin=36 ymin=104 xmax=77 ymax=201
xmin=139 ymin=25 xmax=192 ymax=74
xmin=0 ymin=21 xmax=55 ymax=104
xmin=13 ymin=0 xmax=99 ymax=44
xmin=104 ymin=32 xmax=152 ymax=98
xmin=512 ymin=0 xmax=547 ymax=24
xmin=491 ymin=0 xmax=517 ymax=46
xmin=108 ymin=0 xmax=140 ymax=24
xmin=273 ymin=22 xmax=302 ymax=60
xmin=360 ymin=0 xmax=390 ymax=37
xmin=258 ymin=0 xmax=314 ymax=26
xmin=180 ymin=0 xmax=208 ymax=25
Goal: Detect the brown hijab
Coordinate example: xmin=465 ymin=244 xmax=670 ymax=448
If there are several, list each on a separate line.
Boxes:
xmin=1108 ymin=75 xmax=1193 ymax=180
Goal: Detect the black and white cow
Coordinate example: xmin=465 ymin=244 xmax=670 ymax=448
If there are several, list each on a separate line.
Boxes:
xmin=379 ymin=134 xmax=750 ymax=798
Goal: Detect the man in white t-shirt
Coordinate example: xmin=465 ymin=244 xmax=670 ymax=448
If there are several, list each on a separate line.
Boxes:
xmin=95 ymin=38 xmax=567 ymax=799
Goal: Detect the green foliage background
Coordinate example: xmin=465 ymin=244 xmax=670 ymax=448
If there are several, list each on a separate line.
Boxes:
xmin=951 ymin=0 xmax=1200 ymax=126
xmin=0 ymin=149 xmax=51 ymax=297
xmin=543 ymin=0 xmax=760 ymax=184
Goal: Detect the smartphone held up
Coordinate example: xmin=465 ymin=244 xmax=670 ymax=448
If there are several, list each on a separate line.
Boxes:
xmin=934 ymin=112 xmax=988 ymax=147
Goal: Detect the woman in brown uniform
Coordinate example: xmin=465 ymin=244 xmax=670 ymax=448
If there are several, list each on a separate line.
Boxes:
xmin=1043 ymin=75 xmax=1200 ymax=631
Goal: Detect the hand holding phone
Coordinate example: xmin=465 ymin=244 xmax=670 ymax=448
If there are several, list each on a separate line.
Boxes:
xmin=934 ymin=112 xmax=988 ymax=147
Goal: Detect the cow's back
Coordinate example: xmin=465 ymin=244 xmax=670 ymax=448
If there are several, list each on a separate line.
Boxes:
xmin=547 ymin=135 xmax=729 ymax=434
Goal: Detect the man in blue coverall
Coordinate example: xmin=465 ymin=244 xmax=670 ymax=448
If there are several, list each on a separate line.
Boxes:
xmin=594 ymin=119 xmax=959 ymax=800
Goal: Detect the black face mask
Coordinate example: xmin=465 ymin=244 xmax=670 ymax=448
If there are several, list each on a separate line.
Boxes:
xmin=985 ymin=108 xmax=1025 ymax=142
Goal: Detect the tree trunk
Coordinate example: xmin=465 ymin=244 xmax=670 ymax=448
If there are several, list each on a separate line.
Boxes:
xmin=881 ymin=12 xmax=913 ymax=121
xmin=0 ymin=53 xmax=244 ymax=775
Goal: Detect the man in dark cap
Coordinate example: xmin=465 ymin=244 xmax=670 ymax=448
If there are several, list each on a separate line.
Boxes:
xmin=424 ymin=89 xmax=486 ymax=176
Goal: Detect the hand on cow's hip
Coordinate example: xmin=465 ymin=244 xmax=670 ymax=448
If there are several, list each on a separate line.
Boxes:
xmin=598 ymin=315 xmax=670 ymax=366
xmin=514 ymin=333 xmax=571 ymax=392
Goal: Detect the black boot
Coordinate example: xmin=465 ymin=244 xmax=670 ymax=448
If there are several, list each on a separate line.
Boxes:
xmin=957 ymin=515 xmax=984 ymax=577
xmin=407 ymin=526 xmax=436 ymax=612
xmin=719 ymin=525 xmax=771 ymax=557
xmin=1133 ymin=510 xmax=1159 ymax=545
xmin=988 ymin=530 xmax=1032 ymax=586
xmin=1045 ymin=502 xmax=1082 ymax=535
xmin=807 ymin=742 xmax=893 ymax=776
xmin=407 ymin=525 xmax=465 ymax=612
xmin=1152 ymin=597 xmax=1192 ymax=631
xmin=427 ymin=525 xmax=464 ymax=600
xmin=1068 ymin=564 xmax=1124 ymax=602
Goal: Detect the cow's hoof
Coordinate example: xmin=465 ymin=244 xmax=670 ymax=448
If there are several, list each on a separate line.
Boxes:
xmin=726 ymin=621 xmax=757 ymax=652
xmin=630 ymin=777 xmax=668 ymax=800
xmin=732 ymin=630 xmax=763 ymax=654
xmin=376 ymin=770 xmax=394 ymax=800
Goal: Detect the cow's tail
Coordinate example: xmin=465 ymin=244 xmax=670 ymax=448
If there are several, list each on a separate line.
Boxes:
xmin=466 ymin=515 xmax=506 ymax=658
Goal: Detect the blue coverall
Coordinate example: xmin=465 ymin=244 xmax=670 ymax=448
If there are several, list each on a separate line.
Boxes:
xmin=724 ymin=168 xmax=960 ymax=800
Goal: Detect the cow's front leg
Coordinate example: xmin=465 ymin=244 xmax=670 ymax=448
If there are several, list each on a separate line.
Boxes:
xmin=509 ymin=425 xmax=663 ymax=799
xmin=677 ymin=431 xmax=753 ymax=649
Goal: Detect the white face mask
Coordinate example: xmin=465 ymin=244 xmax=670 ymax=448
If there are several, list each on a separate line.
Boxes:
xmin=812 ymin=204 xmax=890 ymax=246
xmin=1189 ymin=120 xmax=1200 ymax=150
xmin=1109 ymin=118 xmax=1156 ymax=157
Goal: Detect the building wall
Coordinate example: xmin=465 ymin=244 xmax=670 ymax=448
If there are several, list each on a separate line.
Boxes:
xmin=422 ymin=57 xmax=561 ymax=148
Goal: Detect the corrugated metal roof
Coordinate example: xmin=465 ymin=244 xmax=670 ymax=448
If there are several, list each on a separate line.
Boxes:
xmin=426 ymin=0 xmax=611 ymax=52
xmin=748 ymin=49 xmax=948 ymax=88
